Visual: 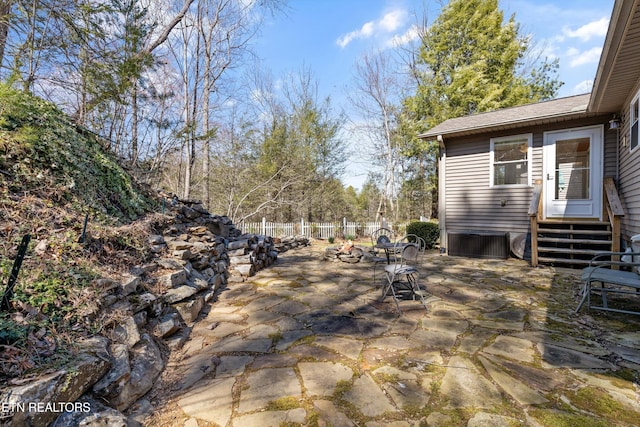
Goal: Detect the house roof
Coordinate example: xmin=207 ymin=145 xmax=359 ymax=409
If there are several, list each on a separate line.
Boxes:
xmin=419 ymin=0 xmax=640 ymax=141
xmin=589 ymin=0 xmax=640 ymax=112
xmin=419 ymin=93 xmax=594 ymax=140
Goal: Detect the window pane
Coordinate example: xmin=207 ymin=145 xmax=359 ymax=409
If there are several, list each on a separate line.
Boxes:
xmin=494 ymin=141 xmax=528 ymax=162
xmin=492 ymin=138 xmax=529 ymax=185
xmin=555 ymin=137 xmax=590 ymax=200
xmin=632 ymin=122 xmax=638 ymax=150
xmin=494 ymin=161 xmax=528 ymax=185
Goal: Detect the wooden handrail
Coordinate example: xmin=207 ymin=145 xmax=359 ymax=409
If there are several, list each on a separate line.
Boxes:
xmin=529 ymin=181 xmax=543 ymax=267
xmin=604 ymin=177 xmax=625 ymax=218
xmin=604 ymin=177 xmax=624 ymax=266
xmin=528 ymin=181 xmax=543 ymax=217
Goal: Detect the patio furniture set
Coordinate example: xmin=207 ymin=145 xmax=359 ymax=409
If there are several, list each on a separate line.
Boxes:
xmin=369 ymin=228 xmax=429 ymax=313
xmin=368 ymin=228 xmax=640 ymax=316
xmin=576 ymin=251 xmax=640 ymax=316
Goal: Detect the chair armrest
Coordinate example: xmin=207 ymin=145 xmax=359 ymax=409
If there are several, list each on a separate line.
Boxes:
xmin=588 ymin=251 xmax=640 ymax=267
xmin=583 ymin=251 xmax=640 ymax=284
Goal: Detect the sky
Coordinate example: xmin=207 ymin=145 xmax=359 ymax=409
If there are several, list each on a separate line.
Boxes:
xmin=254 ymin=0 xmax=614 ymax=190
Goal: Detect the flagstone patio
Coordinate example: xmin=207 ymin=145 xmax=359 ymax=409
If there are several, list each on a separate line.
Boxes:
xmin=146 ymin=245 xmax=640 ymax=427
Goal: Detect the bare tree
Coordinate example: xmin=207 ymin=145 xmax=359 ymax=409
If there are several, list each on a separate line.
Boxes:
xmin=349 ymin=50 xmax=403 ymax=222
xmin=197 ymin=0 xmax=262 ymax=206
xmin=0 ymin=1 xmax=12 ymax=69
xmin=167 ymin=0 xmax=284 ymax=201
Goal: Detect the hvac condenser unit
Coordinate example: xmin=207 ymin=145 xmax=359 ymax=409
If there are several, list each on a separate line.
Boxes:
xmin=447 ymin=231 xmax=509 ymax=259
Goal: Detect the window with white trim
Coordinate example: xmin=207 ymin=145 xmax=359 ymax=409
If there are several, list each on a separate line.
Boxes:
xmin=631 ymin=94 xmax=639 ymax=152
xmin=490 ymin=134 xmax=532 ymax=186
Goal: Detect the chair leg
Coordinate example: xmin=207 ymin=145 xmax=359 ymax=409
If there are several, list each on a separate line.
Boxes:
xmin=408 ymin=274 xmax=428 ymax=312
xmin=389 ymin=281 xmax=401 ymax=313
xmin=576 ymin=282 xmax=589 ymax=313
xmin=381 ymin=273 xmax=402 ymax=313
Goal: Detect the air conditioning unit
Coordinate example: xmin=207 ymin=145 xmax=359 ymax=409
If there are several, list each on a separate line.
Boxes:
xmin=447 ymin=231 xmax=509 ymax=259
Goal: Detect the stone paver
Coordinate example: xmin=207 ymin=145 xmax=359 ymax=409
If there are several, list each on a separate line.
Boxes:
xmin=439 ymin=356 xmax=502 ymax=409
xmin=275 ymin=329 xmax=312 ymax=351
xmin=369 ymin=335 xmax=417 ymax=351
xmin=409 ymin=328 xmax=459 ymax=349
xmin=314 ymin=335 xmax=363 ymax=360
xmin=233 ymin=408 xmax=306 ymax=427
xmin=343 ymin=374 xmax=396 ymax=417
xmin=478 ymin=355 xmax=548 ymax=405
xmin=215 ymin=355 xmax=253 ymax=378
xmin=299 ymin=362 xmax=353 ymax=396
xmin=537 ymin=342 xmax=614 ymax=369
xmin=238 ymin=367 xmax=301 ymax=413
xmin=213 ymin=335 xmax=272 ymax=353
xmin=384 ymin=379 xmax=429 ymax=409
xmin=177 ymin=377 xmax=235 ymax=426
xmin=312 ymin=400 xmax=354 ymax=427
xmin=149 ymin=246 xmax=640 ymax=427
xmin=457 ymin=328 xmax=493 ymax=354
xmin=467 ymin=412 xmax=519 ymax=427
xmin=483 ymin=335 xmax=535 ymax=363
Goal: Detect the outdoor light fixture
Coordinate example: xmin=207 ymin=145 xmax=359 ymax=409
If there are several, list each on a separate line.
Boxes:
xmin=609 ymin=114 xmax=621 ymax=130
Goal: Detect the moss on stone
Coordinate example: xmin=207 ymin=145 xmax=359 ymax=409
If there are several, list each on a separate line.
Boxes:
xmin=566 ymin=386 xmax=640 ymax=425
xmin=265 ymin=396 xmax=300 ymax=411
xmin=528 ymin=408 xmax=610 ymax=427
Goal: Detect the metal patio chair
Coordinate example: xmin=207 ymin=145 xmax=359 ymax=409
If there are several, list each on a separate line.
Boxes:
xmin=370 ymin=228 xmax=396 ymax=283
xmin=382 ymin=237 xmax=429 ymax=313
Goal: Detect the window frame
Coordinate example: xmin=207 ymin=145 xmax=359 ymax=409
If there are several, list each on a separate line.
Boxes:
xmin=489 ymin=133 xmax=533 ymax=188
xmin=630 ymin=92 xmax=639 ymax=153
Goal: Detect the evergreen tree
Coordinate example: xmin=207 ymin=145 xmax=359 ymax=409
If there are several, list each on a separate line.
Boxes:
xmin=401 ymin=0 xmax=563 ymax=217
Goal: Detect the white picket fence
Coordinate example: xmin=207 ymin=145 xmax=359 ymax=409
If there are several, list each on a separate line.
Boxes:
xmin=239 ymin=217 xmax=403 ymax=239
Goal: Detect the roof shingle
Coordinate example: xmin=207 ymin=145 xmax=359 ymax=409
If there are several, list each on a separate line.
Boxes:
xmin=419 ymin=93 xmax=593 ymax=140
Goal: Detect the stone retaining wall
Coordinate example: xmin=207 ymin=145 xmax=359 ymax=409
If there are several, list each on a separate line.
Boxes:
xmin=1 ymin=198 xmax=310 ymax=427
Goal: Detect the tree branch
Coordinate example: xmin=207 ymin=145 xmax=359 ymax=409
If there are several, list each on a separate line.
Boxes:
xmin=144 ymin=0 xmax=196 ymax=54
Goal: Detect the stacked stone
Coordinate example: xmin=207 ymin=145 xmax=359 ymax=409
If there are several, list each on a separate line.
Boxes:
xmin=323 ymin=246 xmax=366 ymax=263
xmin=273 ymin=235 xmax=311 ymax=253
xmin=1 ymin=198 xmax=317 ymax=427
xmin=227 ymin=234 xmax=279 ymax=280
xmin=171 ymin=198 xmax=242 ymax=241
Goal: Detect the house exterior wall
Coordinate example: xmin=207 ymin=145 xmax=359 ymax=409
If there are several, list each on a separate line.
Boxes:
xmin=440 ymin=115 xmax=614 ymax=250
xmin=616 ymin=79 xmax=640 ymax=242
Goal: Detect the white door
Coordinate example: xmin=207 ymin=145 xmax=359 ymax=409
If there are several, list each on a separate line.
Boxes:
xmin=543 ymin=126 xmax=603 ymax=220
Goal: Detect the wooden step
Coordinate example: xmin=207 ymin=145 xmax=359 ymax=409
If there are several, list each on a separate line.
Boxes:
xmin=537 ymin=228 xmax=611 ymax=235
xmin=538 ymin=220 xmax=608 ymax=226
xmin=537 ymin=246 xmax=605 ymax=256
xmin=538 ymin=237 xmax=612 ymax=245
xmin=534 ymin=219 xmax=614 ymax=268
xmin=537 ymin=256 xmax=592 ymax=266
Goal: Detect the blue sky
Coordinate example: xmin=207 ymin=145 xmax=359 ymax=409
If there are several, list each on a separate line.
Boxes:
xmin=254 ymin=0 xmax=614 ymax=189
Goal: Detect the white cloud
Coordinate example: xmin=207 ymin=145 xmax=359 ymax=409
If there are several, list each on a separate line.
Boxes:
xmin=361 ymin=21 xmax=375 ymax=37
xmin=379 ymin=10 xmax=406 ymax=32
xmin=566 ymin=47 xmax=580 ymax=57
xmin=337 ymin=21 xmax=375 ymax=48
xmin=386 ymin=24 xmax=420 ymax=47
xmin=562 ymin=17 xmax=609 ymax=42
xmin=572 ymin=79 xmax=594 ymax=95
xmin=569 ymin=46 xmax=602 ymax=67
xmin=336 ymin=8 xmax=408 ymax=48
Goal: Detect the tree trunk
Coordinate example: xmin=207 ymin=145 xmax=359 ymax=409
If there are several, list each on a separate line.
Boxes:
xmin=0 ymin=1 xmax=12 ymax=68
xmin=131 ymin=78 xmax=138 ymax=164
xmin=202 ymin=58 xmax=211 ymax=208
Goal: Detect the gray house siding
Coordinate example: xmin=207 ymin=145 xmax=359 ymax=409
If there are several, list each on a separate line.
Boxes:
xmin=617 ymin=81 xmax=640 ymax=242
xmin=444 ymin=134 xmax=531 ymax=234
xmin=604 ymin=127 xmax=619 ymax=178
xmin=442 ymin=115 xmax=614 ymax=249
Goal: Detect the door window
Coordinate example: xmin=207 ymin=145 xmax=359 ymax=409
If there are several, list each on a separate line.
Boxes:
xmin=554 ymin=137 xmax=590 ymax=200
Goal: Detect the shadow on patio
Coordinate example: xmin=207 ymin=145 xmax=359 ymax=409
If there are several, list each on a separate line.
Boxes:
xmin=147 ymin=245 xmax=640 ymax=427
